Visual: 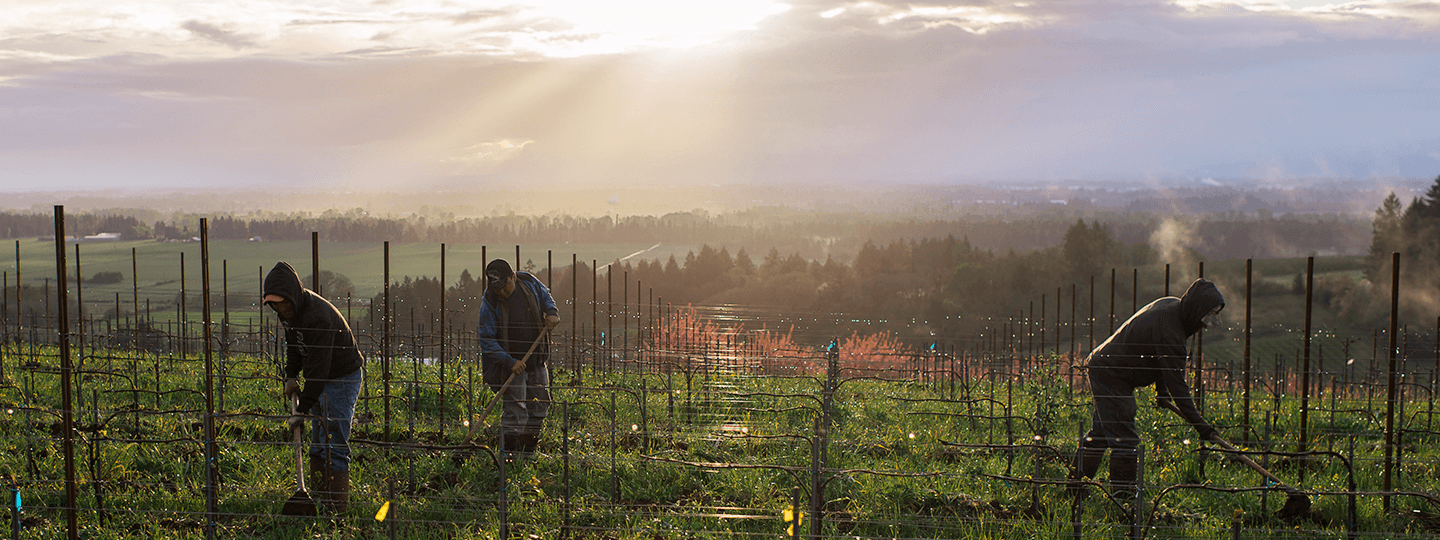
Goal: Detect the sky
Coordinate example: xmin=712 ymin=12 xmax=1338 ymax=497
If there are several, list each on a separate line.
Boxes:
xmin=1 ymin=0 xmax=1437 ymax=194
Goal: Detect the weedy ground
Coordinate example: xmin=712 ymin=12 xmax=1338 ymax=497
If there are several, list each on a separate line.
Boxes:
xmin=2 ymin=344 xmax=1440 ymax=539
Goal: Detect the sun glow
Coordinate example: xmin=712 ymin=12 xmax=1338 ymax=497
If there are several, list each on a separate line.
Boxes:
xmin=523 ymin=0 xmax=792 ymax=56
xmin=879 ymin=5 xmax=1033 ymax=34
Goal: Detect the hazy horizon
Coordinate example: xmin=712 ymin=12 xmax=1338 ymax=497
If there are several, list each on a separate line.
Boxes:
xmin=0 ymin=178 xmax=1425 ymax=220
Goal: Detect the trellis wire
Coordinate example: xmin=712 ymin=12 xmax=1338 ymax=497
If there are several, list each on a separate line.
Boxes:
xmin=1 ymin=208 xmax=1439 ymax=538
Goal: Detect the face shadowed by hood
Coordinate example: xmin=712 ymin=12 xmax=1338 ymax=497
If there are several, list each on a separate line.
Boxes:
xmin=263 ymin=262 xmax=308 ymax=318
xmin=1178 ymin=278 xmax=1225 ymax=337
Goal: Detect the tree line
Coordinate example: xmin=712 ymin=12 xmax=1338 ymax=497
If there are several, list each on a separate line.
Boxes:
xmin=1 ymin=205 xmax=1366 ymax=265
xmin=365 ymin=174 xmax=1438 ymax=342
xmin=1359 ymin=175 xmax=1440 ymax=323
xmin=5 ymin=181 xmax=1429 ymax=345
xmin=366 ymin=220 xmax=1158 ymax=339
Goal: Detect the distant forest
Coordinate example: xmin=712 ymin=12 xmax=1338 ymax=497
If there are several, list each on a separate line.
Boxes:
xmin=369 ymin=177 xmax=1437 ymax=340
xmin=0 ymin=204 xmax=1369 ymax=263
xmin=375 ymin=225 xmax=1151 ymax=339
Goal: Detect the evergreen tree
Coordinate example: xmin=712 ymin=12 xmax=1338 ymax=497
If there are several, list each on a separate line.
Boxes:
xmin=1062 ymin=219 xmax=1115 ymax=280
xmin=1402 ymin=175 xmax=1440 ymax=288
xmin=1365 ymin=192 xmax=1404 ymax=282
xmin=1365 ymin=175 xmax=1440 ymax=291
xmin=734 ymin=248 xmax=756 ymax=276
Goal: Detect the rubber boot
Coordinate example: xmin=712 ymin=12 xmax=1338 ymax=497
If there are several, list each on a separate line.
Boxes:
xmin=1108 ymin=449 xmax=1139 ymax=501
xmin=513 ymin=433 xmax=536 ymax=461
xmin=1067 ymin=447 xmax=1105 ymax=499
xmin=308 ymin=456 xmax=337 ymax=514
xmin=326 ymin=469 xmax=350 ymax=515
xmin=521 ymin=433 xmax=541 ymax=455
xmin=308 ymin=456 xmax=330 ymax=509
xmin=1071 ymin=447 xmax=1105 ymax=479
xmin=501 ymin=432 xmax=527 ymax=463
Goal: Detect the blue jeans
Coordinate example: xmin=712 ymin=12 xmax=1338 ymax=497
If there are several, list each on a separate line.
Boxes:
xmin=309 ymin=367 xmax=362 ymax=471
xmin=500 ymin=365 xmax=551 ymax=437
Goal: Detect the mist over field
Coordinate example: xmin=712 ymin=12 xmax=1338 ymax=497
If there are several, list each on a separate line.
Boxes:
xmin=6 ymin=174 xmax=1437 ymax=347
xmin=0 ymin=178 xmax=1422 ymax=220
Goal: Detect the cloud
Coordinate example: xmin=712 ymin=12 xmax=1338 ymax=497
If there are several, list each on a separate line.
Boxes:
xmin=442 ymin=140 xmax=535 ymax=174
xmin=450 ymin=9 xmax=520 ymax=25
xmin=0 ymin=0 xmax=1438 ymax=191
xmin=870 ymin=3 xmax=1047 ymax=35
xmin=182 ymin=20 xmax=259 ymax=50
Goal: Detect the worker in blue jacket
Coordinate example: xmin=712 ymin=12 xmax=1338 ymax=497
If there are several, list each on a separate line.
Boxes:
xmin=477 ymin=258 xmax=560 ymax=458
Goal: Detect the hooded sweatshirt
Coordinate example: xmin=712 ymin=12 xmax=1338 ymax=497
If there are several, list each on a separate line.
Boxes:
xmin=263 ymin=262 xmax=364 ymax=414
xmin=1085 ymin=277 xmax=1226 ymax=432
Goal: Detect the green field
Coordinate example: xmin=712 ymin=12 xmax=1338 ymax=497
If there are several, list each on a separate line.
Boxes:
xmin=0 ymin=238 xmax=699 ymax=323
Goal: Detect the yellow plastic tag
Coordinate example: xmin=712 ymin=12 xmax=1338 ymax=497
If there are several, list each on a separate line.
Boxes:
xmin=375 ymin=501 xmax=391 ymax=522
xmin=783 ymin=506 xmax=803 ymax=536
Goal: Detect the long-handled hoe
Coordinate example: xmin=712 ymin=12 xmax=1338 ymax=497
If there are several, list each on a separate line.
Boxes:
xmin=1206 ymin=435 xmax=1312 ymax=519
xmin=280 ymin=397 xmax=316 ymax=517
xmin=453 ymin=328 xmax=552 ymax=462
xmin=1158 ymin=401 xmax=1311 ymax=518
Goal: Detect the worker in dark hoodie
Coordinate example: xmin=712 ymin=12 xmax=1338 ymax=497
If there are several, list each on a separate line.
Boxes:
xmin=477 ymin=258 xmax=560 ymax=460
xmin=263 ymin=261 xmax=364 ymax=514
xmin=1069 ymin=277 xmax=1226 ymax=500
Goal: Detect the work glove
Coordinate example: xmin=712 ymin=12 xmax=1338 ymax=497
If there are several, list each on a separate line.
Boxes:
xmin=1196 ymin=424 xmax=1219 ymax=442
xmin=511 ymin=358 xmax=528 ymax=375
xmin=287 ymin=414 xmax=308 ymax=433
xmin=545 ymin=314 xmax=561 ymax=331
xmin=283 ymin=378 xmax=301 ymax=400
xmin=1155 ymin=396 xmax=1175 ymax=413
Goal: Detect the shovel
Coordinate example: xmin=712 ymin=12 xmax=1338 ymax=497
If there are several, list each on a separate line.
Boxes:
xmin=1158 ymin=400 xmax=1311 ymax=518
xmin=280 ymin=396 xmax=316 ymax=517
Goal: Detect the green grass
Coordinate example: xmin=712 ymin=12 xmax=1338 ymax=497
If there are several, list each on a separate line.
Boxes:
xmin=4 ymin=340 xmax=1440 ymax=539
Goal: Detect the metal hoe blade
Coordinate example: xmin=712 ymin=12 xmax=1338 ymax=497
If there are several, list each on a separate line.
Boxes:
xmin=281 ymin=490 xmax=317 ymax=517
xmin=280 ymin=396 xmax=316 ymax=517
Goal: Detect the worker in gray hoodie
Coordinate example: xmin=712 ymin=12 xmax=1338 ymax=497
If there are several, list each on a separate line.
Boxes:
xmin=264 ymin=261 xmax=364 ymax=514
xmin=1069 ymin=278 xmax=1225 ymax=499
